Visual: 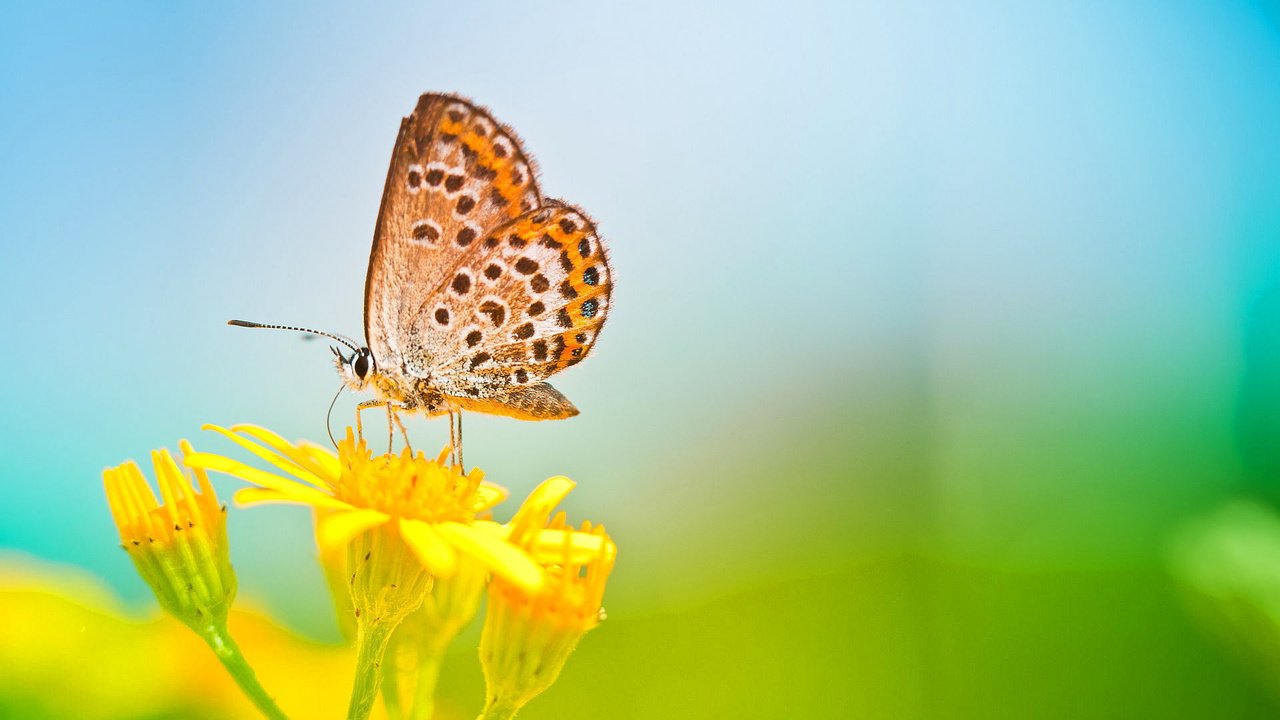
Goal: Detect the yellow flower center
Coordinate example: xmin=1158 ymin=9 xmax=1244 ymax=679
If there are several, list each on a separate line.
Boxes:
xmin=335 ymin=436 xmax=488 ymax=524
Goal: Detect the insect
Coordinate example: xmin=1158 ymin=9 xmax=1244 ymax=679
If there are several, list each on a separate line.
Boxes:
xmin=231 ymin=93 xmax=613 ymax=462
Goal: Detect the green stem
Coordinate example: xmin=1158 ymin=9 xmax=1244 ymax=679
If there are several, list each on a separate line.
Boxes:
xmin=407 ymin=635 xmax=449 ymax=720
xmin=199 ymin=621 xmax=289 ymax=720
xmin=381 ymin=630 xmax=406 ymax=720
xmin=348 ymin=620 xmax=396 ymax=720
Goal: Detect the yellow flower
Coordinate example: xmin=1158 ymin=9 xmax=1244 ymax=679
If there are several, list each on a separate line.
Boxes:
xmin=103 ymin=441 xmax=235 ymax=630
xmin=185 ymin=423 xmax=549 ymax=720
xmin=184 ymin=424 xmax=544 ymax=594
xmin=104 ymin=441 xmax=289 ymax=720
xmin=478 ymin=476 xmax=617 ymax=720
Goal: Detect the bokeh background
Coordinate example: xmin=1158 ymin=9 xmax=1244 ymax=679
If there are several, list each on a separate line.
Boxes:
xmin=4 ymin=1 xmax=1280 ymax=717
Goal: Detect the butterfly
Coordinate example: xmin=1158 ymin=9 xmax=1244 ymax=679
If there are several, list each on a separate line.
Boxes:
xmin=232 ymin=93 xmax=612 ymax=456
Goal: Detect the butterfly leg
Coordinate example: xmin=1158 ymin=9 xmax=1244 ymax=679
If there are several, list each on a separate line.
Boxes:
xmin=447 ymin=410 xmax=457 ymax=466
xmin=389 ymin=404 xmax=413 ymax=455
xmin=383 ymin=403 xmax=397 ymax=453
xmin=355 ymin=400 xmax=385 ymax=443
xmin=445 ymin=410 xmax=464 ymax=468
xmin=457 ymin=412 xmax=464 ymax=470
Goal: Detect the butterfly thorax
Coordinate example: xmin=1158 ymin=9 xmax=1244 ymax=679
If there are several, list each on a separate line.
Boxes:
xmin=367 ymin=370 xmax=410 ymax=404
xmin=371 ymin=370 xmax=451 ymax=416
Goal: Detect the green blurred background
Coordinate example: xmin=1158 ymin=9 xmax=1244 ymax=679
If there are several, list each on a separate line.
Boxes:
xmin=4 ymin=1 xmax=1280 ymax=717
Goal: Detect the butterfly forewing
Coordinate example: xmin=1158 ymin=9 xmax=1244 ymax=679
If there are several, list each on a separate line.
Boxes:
xmin=365 ymin=94 xmax=542 ymax=369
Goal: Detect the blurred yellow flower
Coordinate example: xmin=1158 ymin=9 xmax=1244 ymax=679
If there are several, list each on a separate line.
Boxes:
xmin=390 ymin=557 xmax=490 ymax=720
xmin=0 ymin=554 xmax=390 ymax=720
xmin=103 ymin=441 xmax=235 ymax=631
xmin=478 ymin=476 xmax=617 ymax=720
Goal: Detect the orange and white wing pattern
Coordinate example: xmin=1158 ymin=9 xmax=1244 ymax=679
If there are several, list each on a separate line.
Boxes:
xmin=365 ymin=93 xmax=542 ymax=372
xmin=422 ymin=201 xmax=613 ymax=411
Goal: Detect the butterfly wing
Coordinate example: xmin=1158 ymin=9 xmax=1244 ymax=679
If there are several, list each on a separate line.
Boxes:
xmin=365 ymin=93 xmax=542 ymax=371
xmin=421 ymin=201 xmax=613 ymax=408
xmin=458 ymin=381 xmax=580 ymax=420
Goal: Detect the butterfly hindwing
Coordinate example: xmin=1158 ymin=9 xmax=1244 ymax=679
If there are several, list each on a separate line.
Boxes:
xmin=424 ymin=201 xmax=613 ymax=400
xmin=365 ymin=93 xmax=542 ymax=370
xmin=453 ymin=382 xmax=580 ymax=420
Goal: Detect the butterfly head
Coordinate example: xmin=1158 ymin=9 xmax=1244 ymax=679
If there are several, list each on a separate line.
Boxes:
xmin=333 ymin=345 xmax=377 ymax=390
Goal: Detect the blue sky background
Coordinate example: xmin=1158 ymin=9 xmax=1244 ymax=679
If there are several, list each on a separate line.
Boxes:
xmin=3 ymin=0 xmax=1280 ymax=667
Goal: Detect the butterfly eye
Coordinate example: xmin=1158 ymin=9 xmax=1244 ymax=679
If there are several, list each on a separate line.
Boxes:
xmin=353 ymin=351 xmax=371 ymax=379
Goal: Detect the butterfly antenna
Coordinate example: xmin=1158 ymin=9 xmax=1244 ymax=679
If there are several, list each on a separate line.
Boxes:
xmin=227 ymin=319 xmax=361 ymax=352
xmin=326 ymin=382 xmax=344 ymax=450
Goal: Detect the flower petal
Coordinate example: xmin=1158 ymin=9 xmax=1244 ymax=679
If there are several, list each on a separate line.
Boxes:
xmin=300 ymin=442 xmax=341 ymax=479
xmin=228 ymin=424 xmax=339 ymax=483
xmin=234 ymin=487 xmax=297 ymax=507
xmin=473 ymin=482 xmax=508 ymax=513
xmin=151 ymin=449 xmax=186 ymax=529
xmin=118 ymin=461 xmax=158 ymax=514
xmin=436 ymin=521 xmax=543 ymax=594
xmin=508 ymin=476 xmax=575 ymax=546
xmin=233 ymin=486 xmax=352 ymax=511
xmin=202 ymin=424 xmax=330 ymax=490
xmin=187 ymin=451 xmax=349 ymax=510
xmin=316 ymin=509 xmax=389 ymax=551
xmin=103 ymin=467 xmax=136 ymax=532
xmin=398 ymin=518 xmax=457 ymax=578
xmin=178 ymin=439 xmax=217 ymax=498
xmin=527 ymin=528 xmax=610 ymax=565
